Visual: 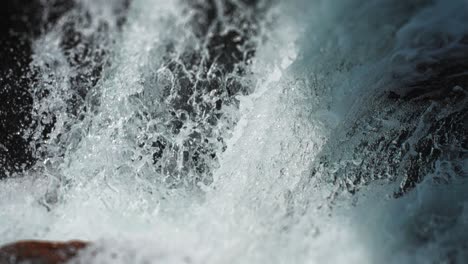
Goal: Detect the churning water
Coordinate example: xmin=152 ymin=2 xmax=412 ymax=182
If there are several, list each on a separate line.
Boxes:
xmin=1 ymin=0 xmax=467 ymax=263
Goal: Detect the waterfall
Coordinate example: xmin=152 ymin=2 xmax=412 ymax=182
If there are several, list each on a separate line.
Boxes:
xmin=0 ymin=0 xmax=467 ymax=263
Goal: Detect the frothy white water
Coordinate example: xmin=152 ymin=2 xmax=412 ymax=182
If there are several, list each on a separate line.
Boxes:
xmin=1 ymin=0 xmax=467 ymax=263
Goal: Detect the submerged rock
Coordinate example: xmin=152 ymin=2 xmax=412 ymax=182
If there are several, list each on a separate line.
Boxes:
xmin=0 ymin=240 xmax=88 ymax=264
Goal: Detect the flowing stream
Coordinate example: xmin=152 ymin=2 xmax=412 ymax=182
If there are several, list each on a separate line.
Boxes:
xmin=0 ymin=0 xmax=467 ymax=263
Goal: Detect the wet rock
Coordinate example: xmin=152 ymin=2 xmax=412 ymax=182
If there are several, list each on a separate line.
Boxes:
xmin=391 ymin=34 xmax=468 ymax=102
xmin=0 ymin=0 xmax=130 ymax=178
xmin=131 ymin=0 xmax=272 ymax=189
xmin=0 ymin=240 xmax=88 ymax=264
xmin=0 ymin=0 xmax=74 ymax=178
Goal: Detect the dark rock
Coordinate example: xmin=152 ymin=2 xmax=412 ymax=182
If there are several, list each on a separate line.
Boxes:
xmin=132 ymin=0 xmax=270 ymax=189
xmin=0 ymin=0 xmax=74 ymax=178
xmin=0 ymin=0 xmax=130 ymax=178
xmin=0 ymin=240 xmax=89 ymax=264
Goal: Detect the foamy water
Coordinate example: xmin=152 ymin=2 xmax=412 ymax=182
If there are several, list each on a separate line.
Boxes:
xmin=1 ymin=0 xmax=467 ymax=263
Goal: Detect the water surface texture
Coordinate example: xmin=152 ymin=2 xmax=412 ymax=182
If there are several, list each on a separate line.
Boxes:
xmin=0 ymin=0 xmax=467 ymax=263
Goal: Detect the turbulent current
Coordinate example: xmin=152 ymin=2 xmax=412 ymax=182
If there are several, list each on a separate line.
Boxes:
xmin=0 ymin=0 xmax=467 ymax=263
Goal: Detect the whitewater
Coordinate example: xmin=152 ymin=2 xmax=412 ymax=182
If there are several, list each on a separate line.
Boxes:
xmin=1 ymin=0 xmax=467 ymax=263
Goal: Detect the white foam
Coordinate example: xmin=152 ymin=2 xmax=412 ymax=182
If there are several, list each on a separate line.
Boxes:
xmin=1 ymin=0 xmax=467 ymax=263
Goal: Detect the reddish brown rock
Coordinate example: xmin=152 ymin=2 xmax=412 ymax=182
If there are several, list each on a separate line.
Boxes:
xmin=0 ymin=240 xmax=89 ymax=264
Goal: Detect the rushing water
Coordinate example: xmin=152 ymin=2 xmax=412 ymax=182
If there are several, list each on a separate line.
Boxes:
xmin=1 ymin=0 xmax=467 ymax=263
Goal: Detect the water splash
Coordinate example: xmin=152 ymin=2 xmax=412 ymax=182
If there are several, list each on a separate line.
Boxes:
xmin=0 ymin=0 xmax=467 ymax=263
